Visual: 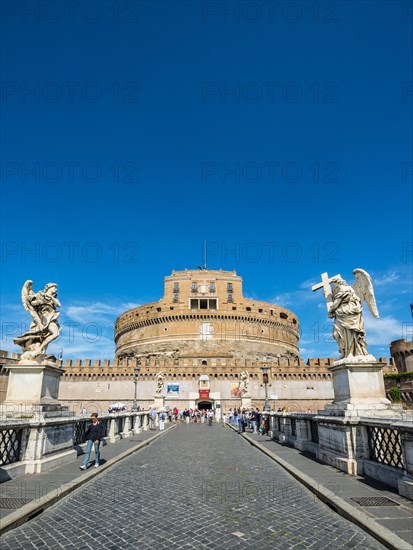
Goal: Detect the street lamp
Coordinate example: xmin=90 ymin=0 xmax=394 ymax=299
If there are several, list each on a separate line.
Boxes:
xmin=261 ymin=365 xmax=271 ymax=413
xmin=132 ymin=365 xmax=140 ymax=411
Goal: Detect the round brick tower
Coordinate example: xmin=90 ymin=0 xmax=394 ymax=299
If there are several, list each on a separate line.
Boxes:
xmin=114 ymin=269 xmax=300 ymax=364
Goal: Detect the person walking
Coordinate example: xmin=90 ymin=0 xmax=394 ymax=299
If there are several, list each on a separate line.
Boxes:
xmin=159 ymin=411 xmax=166 ymax=431
xmin=250 ymin=408 xmax=258 ymax=434
xmin=80 ymin=413 xmax=105 ymax=470
xmin=149 ymin=407 xmax=157 ymax=430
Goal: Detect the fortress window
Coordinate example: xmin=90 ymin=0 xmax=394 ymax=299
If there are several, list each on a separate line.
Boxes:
xmin=190 ymin=298 xmax=218 ymax=309
xmin=270 ymin=310 xmax=274 ymax=316
xmin=228 ymin=294 xmax=233 ymax=303
xmin=227 ymin=283 xmax=233 ymax=292
xmin=173 ymin=294 xmax=179 ymax=303
xmin=293 ymin=319 xmax=297 ymax=325
xmin=258 ymin=308 xmax=263 ymax=313
xmin=210 ymin=282 xmax=215 ymax=292
xmin=280 ymin=312 xmax=288 ymax=319
xmin=246 ymin=306 xmax=251 ymax=311
xmin=173 ymin=283 xmax=179 ymax=292
xmin=157 ymin=307 xmax=162 ymax=312
xmin=192 ymin=282 xmax=198 ymax=292
xmin=202 ymin=360 xmax=207 ymax=366
xmin=232 ymin=306 xmax=237 ymax=310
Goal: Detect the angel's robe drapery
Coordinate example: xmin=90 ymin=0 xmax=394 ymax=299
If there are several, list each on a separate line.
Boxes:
xmin=331 ymin=285 xmax=368 ymax=357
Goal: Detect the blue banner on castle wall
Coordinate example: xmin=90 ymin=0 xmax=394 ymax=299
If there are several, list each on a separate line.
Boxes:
xmin=167 ymin=384 xmax=179 ymax=396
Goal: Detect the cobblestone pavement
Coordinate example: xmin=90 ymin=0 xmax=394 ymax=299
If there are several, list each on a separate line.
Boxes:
xmin=1 ymin=423 xmax=386 ymax=549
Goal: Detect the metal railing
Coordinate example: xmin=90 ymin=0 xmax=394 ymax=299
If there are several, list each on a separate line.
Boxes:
xmin=367 ymin=426 xmax=404 ymax=469
xmin=0 ymin=427 xmax=23 ymax=466
xmin=310 ymin=419 xmax=319 ymax=444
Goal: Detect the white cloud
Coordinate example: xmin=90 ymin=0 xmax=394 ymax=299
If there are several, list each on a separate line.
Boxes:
xmin=364 ymin=315 xmax=404 ymax=346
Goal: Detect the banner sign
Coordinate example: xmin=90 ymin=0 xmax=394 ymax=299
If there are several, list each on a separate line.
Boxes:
xmin=167 ymin=384 xmax=179 ymax=396
xmin=199 ymin=389 xmax=210 ymax=398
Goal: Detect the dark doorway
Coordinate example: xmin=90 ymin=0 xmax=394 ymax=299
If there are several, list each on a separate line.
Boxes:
xmin=197 ymin=401 xmax=213 ymax=410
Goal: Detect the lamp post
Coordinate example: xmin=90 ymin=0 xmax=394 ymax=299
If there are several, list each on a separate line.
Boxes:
xmin=261 ymin=365 xmax=271 ymax=413
xmin=132 ymin=365 xmax=140 ymax=411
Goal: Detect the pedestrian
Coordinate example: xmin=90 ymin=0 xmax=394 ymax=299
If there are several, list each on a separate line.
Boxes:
xmin=250 ymin=408 xmax=258 ymax=434
xmin=159 ymin=411 xmax=166 ymax=431
xmin=233 ymin=408 xmax=238 ymax=426
xmin=149 ymin=407 xmax=157 ymax=430
xmin=80 ymin=413 xmax=105 ymax=470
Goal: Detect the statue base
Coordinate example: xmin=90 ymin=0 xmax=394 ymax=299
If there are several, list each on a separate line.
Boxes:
xmin=241 ymin=396 xmax=252 ymax=409
xmin=321 ymin=360 xmax=402 ymax=418
xmin=1 ymin=363 xmax=71 ymax=419
xmin=153 ymin=395 xmax=165 ymax=410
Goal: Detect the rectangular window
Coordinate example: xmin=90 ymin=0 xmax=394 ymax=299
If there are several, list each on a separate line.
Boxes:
xmin=192 ymin=282 xmax=198 ymax=291
xmin=190 ymin=298 xmax=218 ymax=309
xmin=210 ymin=282 xmax=215 ymax=292
xmin=228 ymin=294 xmax=233 ymax=302
xmin=173 ymin=283 xmax=179 ymax=292
xmin=173 ymin=294 xmax=179 ymax=302
xmin=227 ymin=283 xmax=233 ymax=292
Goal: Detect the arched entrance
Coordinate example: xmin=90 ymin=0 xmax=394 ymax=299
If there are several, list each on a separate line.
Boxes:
xmin=197 ymin=400 xmax=213 ymax=410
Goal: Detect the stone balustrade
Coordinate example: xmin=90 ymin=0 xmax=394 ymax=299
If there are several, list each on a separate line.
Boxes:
xmin=0 ymin=410 xmax=155 ymax=481
xmin=268 ymin=411 xmax=413 ymax=500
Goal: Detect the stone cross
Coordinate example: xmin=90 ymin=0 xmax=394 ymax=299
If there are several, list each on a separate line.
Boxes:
xmin=312 ymin=272 xmax=341 ymax=313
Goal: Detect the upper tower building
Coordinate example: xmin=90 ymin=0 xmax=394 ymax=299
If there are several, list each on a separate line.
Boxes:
xmin=114 ymin=269 xmax=300 ymax=365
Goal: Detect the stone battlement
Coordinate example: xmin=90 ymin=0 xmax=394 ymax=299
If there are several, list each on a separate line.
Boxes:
xmin=0 ymin=350 xmax=397 ymax=380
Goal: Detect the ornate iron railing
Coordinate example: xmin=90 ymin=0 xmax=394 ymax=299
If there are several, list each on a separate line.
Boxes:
xmin=310 ymin=419 xmax=319 ymax=444
xmin=277 ymin=417 xmax=282 ymax=432
xmin=73 ymin=419 xmax=89 ymax=445
xmin=0 ymin=427 xmax=23 ymax=466
xmin=100 ymin=418 xmax=110 ymax=437
xmin=367 ymin=426 xmax=404 ymax=469
xmin=118 ymin=417 xmax=125 ymax=434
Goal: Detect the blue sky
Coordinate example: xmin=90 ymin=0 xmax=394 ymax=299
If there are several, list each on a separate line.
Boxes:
xmin=1 ymin=0 xmax=412 ymax=361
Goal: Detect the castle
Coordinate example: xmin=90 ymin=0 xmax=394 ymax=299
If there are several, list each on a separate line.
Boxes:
xmin=0 ymin=268 xmax=401 ymax=412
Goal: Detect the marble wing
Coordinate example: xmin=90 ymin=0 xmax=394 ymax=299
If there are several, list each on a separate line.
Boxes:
xmin=352 ymin=269 xmax=379 ymax=318
xmin=21 ymin=280 xmax=42 ymax=327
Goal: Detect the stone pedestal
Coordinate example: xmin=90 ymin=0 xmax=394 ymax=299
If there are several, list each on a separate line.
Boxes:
xmin=321 ymin=360 xmax=401 ymax=418
xmin=153 ymin=395 xmax=165 ymax=410
xmin=241 ymin=396 xmax=251 ymax=409
xmin=1 ymin=363 xmax=70 ymax=419
xmin=316 ymin=359 xmax=405 ymax=477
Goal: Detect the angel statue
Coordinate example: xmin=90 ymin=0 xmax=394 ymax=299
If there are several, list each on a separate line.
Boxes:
xmin=239 ymin=370 xmax=250 ymax=396
xmin=13 ymin=280 xmax=61 ymax=363
xmin=312 ymin=269 xmax=379 ymax=360
xmin=155 ymin=371 xmax=165 ymax=395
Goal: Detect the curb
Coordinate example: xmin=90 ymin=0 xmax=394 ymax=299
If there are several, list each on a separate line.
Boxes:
xmin=228 ymin=424 xmax=410 ymax=550
xmin=0 ymin=424 xmax=177 ymax=536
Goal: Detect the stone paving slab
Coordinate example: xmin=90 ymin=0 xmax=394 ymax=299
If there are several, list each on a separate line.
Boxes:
xmin=0 ymin=424 xmax=175 ymax=532
xmin=238 ymin=428 xmax=413 ymax=549
xmin=0 ymin=422 xmax=393 ymax=549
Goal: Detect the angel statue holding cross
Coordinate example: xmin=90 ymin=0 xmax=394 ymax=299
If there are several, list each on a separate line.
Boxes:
xmin=312 ymin=269 xmax=379 ymax=360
